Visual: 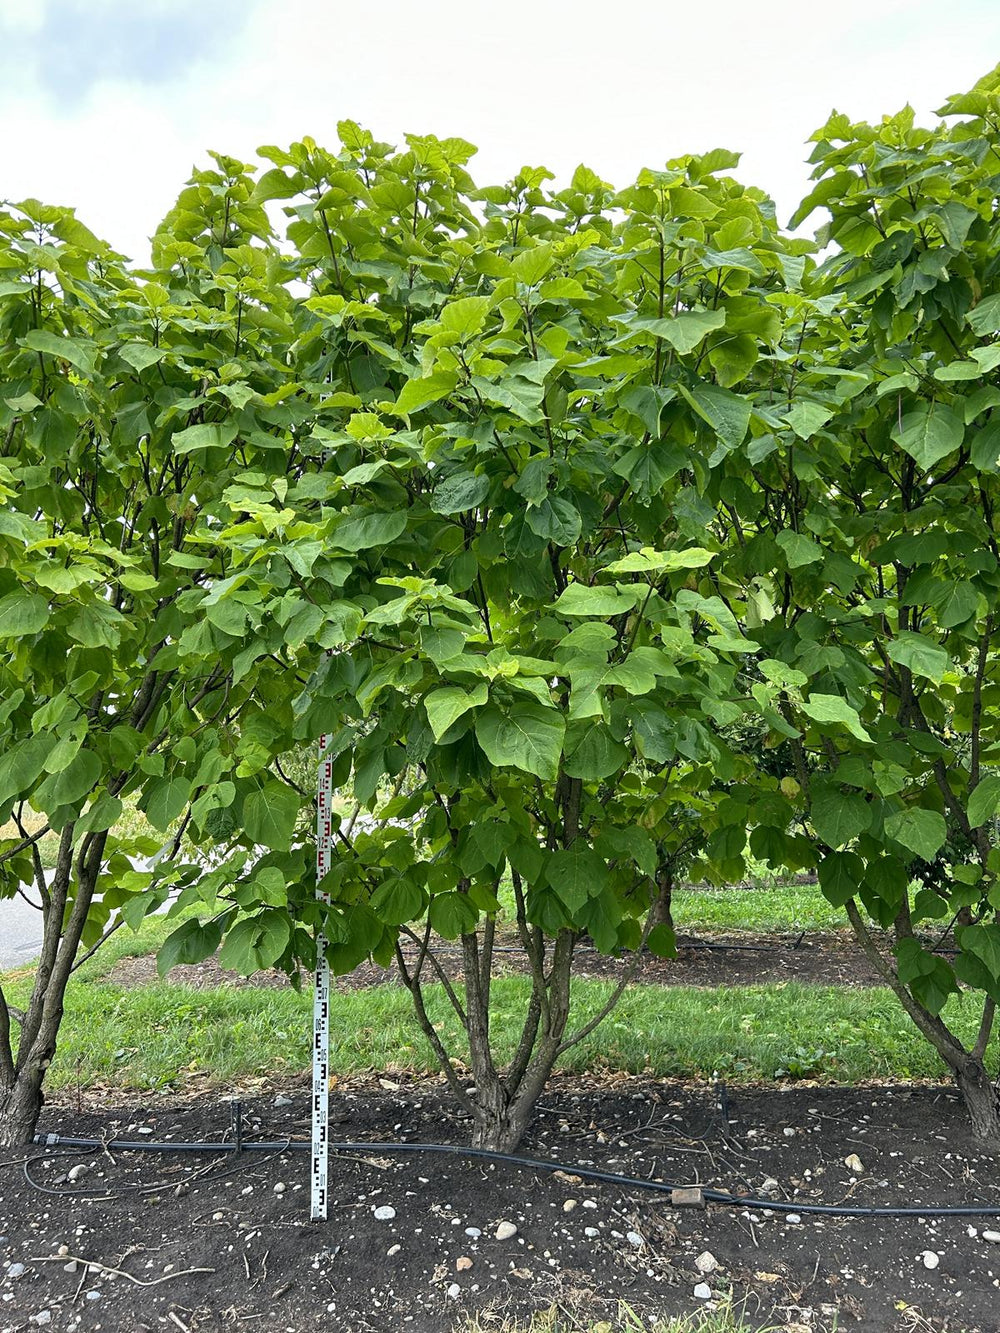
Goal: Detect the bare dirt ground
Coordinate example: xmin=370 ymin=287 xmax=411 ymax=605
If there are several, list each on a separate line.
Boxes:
xmin=2 ymin=1077 xmax=999 ymax=1332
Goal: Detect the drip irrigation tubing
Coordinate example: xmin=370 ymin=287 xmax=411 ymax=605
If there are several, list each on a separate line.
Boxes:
xmin=31 ymin=1131 xmax=1000 ymax=1218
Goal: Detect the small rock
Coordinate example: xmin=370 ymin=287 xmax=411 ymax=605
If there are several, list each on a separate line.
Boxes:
xmin=693 ymin=1282 xmax=712 ymax=1300
xmin=786 ymin=1214 xmax=801 ymax=1225
xmin=274 ymin=1095 xmax=293 ymax=1107
xmin=464 ymin=1227 xmax=481 ymax=1238
xmin=582 ymin=1199 xmax=597 ymax=1210
xmin=7 ymin=1264 xmax=24 ymax=1279
xmin=584 ymin=1227 xmax=599 ymax=1238
xmin=446 ymin=1282 xmax=461 ymax=1298
xmin=983 ymin=1230 xmax=1000 ymax=1244
xmin=66 ymin=1164 xmax=88 ymax=1182
xmin=32 ymin=1311 xmax=52 ymax=1326
xmin=695 ymin=1251 xmax=719 ymax=1275
xmin=212 ymin=1212 xmax=224 ymax=1222
xmin=63 ymin=1263 xmax=78 ymax=1274
xmin=495 ymin=1221 xmax=518 ymax=1240
xmin=456 ymin=1256 xmax=473 ymax=1271
xmin=56 ymin=1246 xmax=68 ymax=1257
xmin=373 ymin=1206 xmax=396 ymax=1221
xmin=760 ymin=1177 xmax=779 ymax=1195
xmin=626 ymin=1231 xmax=643 ymax=1249
xmin=85 ymin=1291 xmax=101 ymax=1302
xmin=844 ymin=1153 xmax=864 ymax=1175
xmin=387 ymin=1244 xmax=401 ymax=1257
xmin=921 ymin=1250 xmax=939 ymax=1270
xmin=782 ymin=1127 xmax=795 ymax=1138
xmin=173 ymin=1182 xmax=190 ymax=1199
xmin=563 ymin=1199 xmax=577 ymax=1213
xmin=273 ymin=1182 xmax=286 ymax=1195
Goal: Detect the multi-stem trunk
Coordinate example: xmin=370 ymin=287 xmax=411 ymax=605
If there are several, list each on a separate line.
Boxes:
xmin=0 ymin=824 xmax=106 ymax=1146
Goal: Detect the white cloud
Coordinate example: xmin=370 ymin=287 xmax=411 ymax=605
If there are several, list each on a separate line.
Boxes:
xmin=2 ymin=0 xmax=999 ymax=261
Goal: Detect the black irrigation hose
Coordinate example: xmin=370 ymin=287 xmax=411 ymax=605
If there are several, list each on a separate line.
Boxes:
xmin=32 ymin=1132 xmax=1000 ymax=1218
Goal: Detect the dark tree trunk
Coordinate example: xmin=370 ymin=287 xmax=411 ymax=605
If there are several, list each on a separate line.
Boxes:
xmin=652 ymin=868 xmax=674 ymax=936
xmin=955 ymin=1056 xmax=1000 ymax=1151
xmin=0 ymin=1074 xmax=44 ymax=1148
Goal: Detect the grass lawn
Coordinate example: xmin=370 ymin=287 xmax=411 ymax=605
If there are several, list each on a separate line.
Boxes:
xmin=1 ymin=878 xmax=968 ymax=1095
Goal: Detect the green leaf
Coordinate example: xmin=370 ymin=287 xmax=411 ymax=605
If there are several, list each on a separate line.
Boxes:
xmin=143 ymin=777 xmax=191 ymax=831
xmin=34 ymin=749 xmax=101 ymax=811
xmin=392 ymin=371 xmax=459 ymax=416
xmin=546 ymin=845 xmax=609 ymax=913
xmin=562 ymin=725 xmax=629 ymax=780
xmin=440 ymin=296 xmax=490 ymax=339
xmin=431 ymin=472 xmax=490 ymax=515
xmin=424 ymin=683 xmax=488 ymax=741
xmin=776 ymin=530 xmax=823 ymax=569
xmin=958 ymin=923 xmax=1000 ymax=981
xmin=892 ymin=403 xmax=964 ymax=471
xmin=885 ymin=633 xmax=949 ymax=682
xmin=885 ymin=808 xmax=947 ymax=862
xmin=370 ymin=876 xmax=425 ymax=926
xmin=604 ymin=547 xmax=715 ymax=575
xmin=678 ymin=383 xmax=751 ymax=449
xmin=818 ymin=851 xmax=866 ymax=907
xmin=622 ymin=310 xmax=725 ymax=355
xmin=429 ymin=890 xmax=478 ymax=939
xmin=172 ymin=422 xmax=239 ymax=454
xmin=810 ymin=785 xmax=871 ymax=850
xmin=553 ymin=583 xmax=640 ymax=617
xmin=0 ymin=733 xmax=55 ymax=805
xmin=0 ymin=592 xmax=49 ymax=637
xmin=525 ymin=496 xmax=581 ymax=545
xmin=243 ymin=780 xmax=301 ymax=852
xmin=220 ymin=911 xmax=291 ymax=974
xmin=20 ymin=328 xmax=95 ymax=375
xmin=157 ymin=917 xmax=224 ymax=977
xmin=932 ymin=579 xmax=980 ymax=629
xmin=647 ymin=923 xmax=677 ymax=958
xmin=119 ymin=342 xmax=168 ymax=372
xmin=799 ymin=693 xmax=871 ymax=742
xmin=968 ymin=776 xmax=1000 ymax=829
xmin=967 ymin=294 xmax=1000 ymax=336
xmin=329 ymin=510 xmax=407 ymax=551
xmin=475 ymin=703 xmax=565 ymax=780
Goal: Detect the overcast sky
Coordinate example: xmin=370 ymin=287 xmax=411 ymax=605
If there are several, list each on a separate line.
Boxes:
xmin=2 ymin=0 xmax=999 ymax=262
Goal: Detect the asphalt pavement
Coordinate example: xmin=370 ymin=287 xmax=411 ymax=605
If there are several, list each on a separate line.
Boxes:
xmin=0 ymin=892 xmax=46 ymax=969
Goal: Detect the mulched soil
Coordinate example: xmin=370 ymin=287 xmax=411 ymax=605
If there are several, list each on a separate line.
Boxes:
xmin=107 ymin=931 xmax=888 ymax=993
xmin=2 ymin=1076 xmax=999 ymax=1333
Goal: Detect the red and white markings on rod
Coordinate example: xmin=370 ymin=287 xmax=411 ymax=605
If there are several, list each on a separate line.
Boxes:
xmin=311 ymin=732 xmax=334 ymax=1222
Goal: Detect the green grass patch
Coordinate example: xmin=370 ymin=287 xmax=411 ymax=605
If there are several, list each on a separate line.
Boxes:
xmin=672 ymin=882 xmax=843 ymax=933
xmin=4 ymin=965 xmax=990 ymax=1094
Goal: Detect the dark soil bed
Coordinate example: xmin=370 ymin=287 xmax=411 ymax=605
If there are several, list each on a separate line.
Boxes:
xmin=107 ymin=931 xmax=887 ymax=993
xmin=2 ymin=1077 xmax=998 ymax=1332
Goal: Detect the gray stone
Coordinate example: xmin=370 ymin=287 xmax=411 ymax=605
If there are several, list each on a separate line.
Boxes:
xmin=373 ymin=1206 xmax=396 ymax=1221
xmin=495 ymin=1221 xmax=518 ymax=1240
xmin=464 ymin=1227 xmax=481 ymax=1238
xmin=693 ymin=1282 xmax=712 ymax=1300
xmin=7 ymin=1264 xmax=24 ymax=1278
xmin=785 ymin=1213 xmax=802 ymax=1225
xmin=32 ymin=1312 xmax=52 ymax=1326
xmin=626 ymin=1232 xmax=644 ymax=1249
xmin=695 ymin=1251 xmax=719 ymax=1274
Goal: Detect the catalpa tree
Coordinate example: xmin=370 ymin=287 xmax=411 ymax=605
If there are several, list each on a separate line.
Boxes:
xmin=708 ymin=69 xmax=1000 ymax=1146
xmin=157 ymin=127 xmax=804 ymax=1149
xmin=0 ymin=161 xmax=317 ymax=1145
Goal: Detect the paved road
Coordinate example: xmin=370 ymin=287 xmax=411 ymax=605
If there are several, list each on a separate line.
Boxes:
xmin=0 ymin=892 xmax=46 ymax=969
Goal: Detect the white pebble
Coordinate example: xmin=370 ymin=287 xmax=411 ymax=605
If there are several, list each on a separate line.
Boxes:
xmin=273 ymin=1182 xmax=286 ymax=1195
xmin=495 ymin=1221 xmax=518 ymax=1240
xmin=626 ymin=1231 xmax=643 ymax=1249
xmin=373 ymin=1206 xmax=396 ymax=1221
xmin=387 ymin=1244 xmax=401 ymax=1257
xmin=447 ymin=1282 xmax=461 ymax=1298
xmin=693 ymin=1282 xmax=712 ymax=1299
xmin=983 ymin=1230 xmax=1000 ymax=1244
xmin=844 ymin=1153 xmax=864 ymax=1175
xmin=695 ymin=1251 xmax=719 ymax=1274
xmin=786 ymin=1213 xmax=801 ymax=1225
xmin=921 ymin=1251 xmax=939 ymax=1270
xmin=464 ymin=1227 xmax=481 ymax=1238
